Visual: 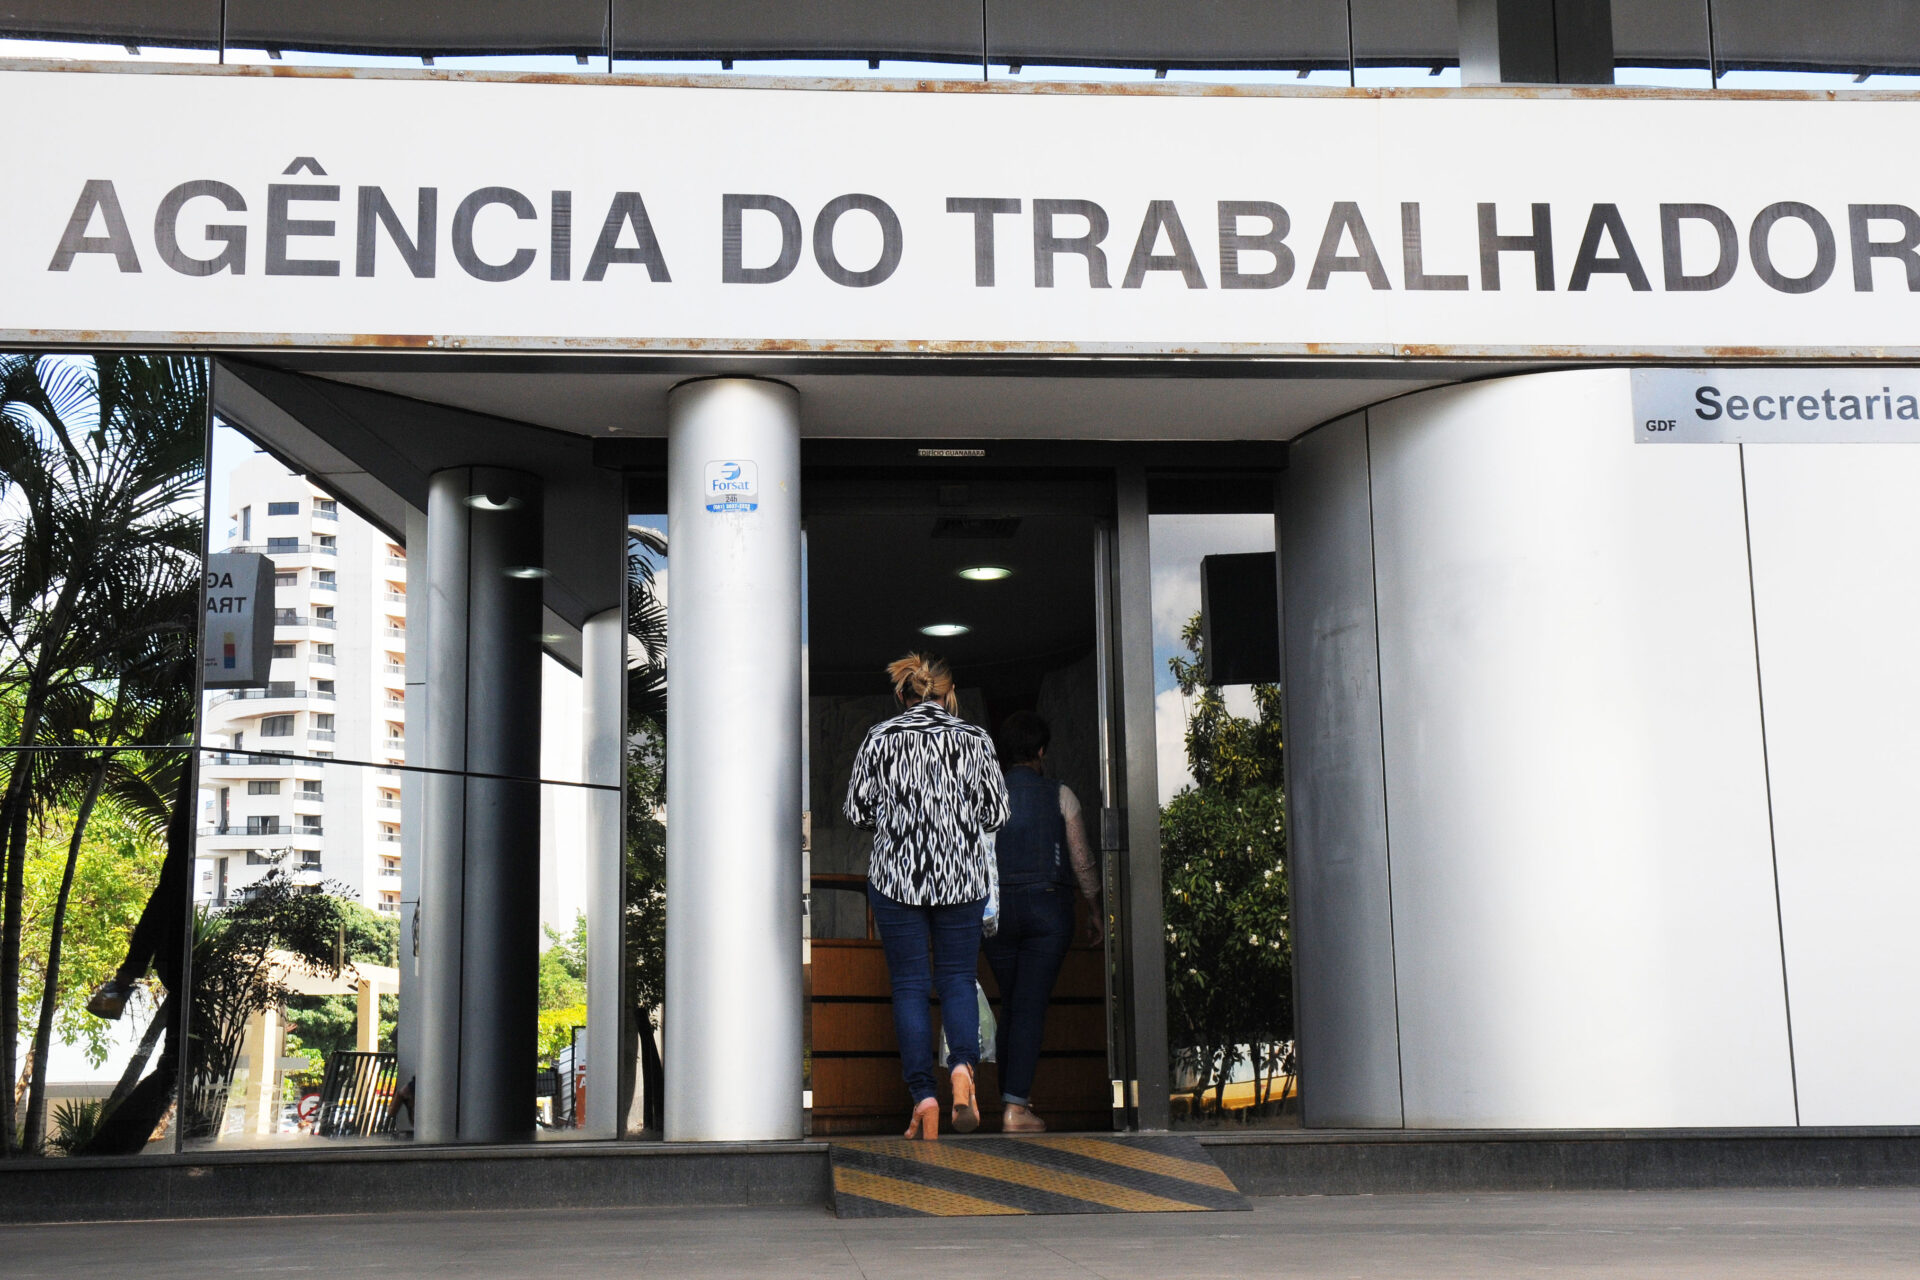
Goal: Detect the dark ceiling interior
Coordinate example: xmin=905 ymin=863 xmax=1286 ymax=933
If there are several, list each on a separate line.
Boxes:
xmin=805 ymin=511 xmax=1095 ymax=706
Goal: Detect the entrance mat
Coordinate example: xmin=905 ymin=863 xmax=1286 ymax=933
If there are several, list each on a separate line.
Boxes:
xmin=830 ymin=1134 xmax=1251 ymax=1217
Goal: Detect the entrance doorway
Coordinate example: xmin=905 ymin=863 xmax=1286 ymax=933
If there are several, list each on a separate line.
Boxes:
xmin=802 ymin=462 xmax=1120 ymax=1135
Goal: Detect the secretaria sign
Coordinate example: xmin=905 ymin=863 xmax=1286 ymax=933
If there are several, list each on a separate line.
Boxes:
xmin=1632 ymin=368 xmax=1920 ymax=442
xmin=6 ymin=64 xmax=1920 ymax=358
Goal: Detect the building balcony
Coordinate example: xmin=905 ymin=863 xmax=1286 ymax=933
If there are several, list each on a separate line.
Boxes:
xmin=198 ymin=751 xmax=325 ymax=778
xmin=272 ymin=614 xmax=340 ymax=632
xmin=208 ymin=688 xmax=336 ymax=711
xmin=382 ymin=738 xmax=405 ymax=754
xmin=312 ymin=653 xmax=336 ymax=665
xmin=197 ymin=824 xmax=325 ymax=848
xmin=375 ymin=797 xmax=401 ymax=810
xmin=313 ymin=580 xmax=338 ymax=592
xmin=309 ymin=729 xmax=336 ymax=742
xmin=231 ymin=542 xmax=340 ymax=563
xmin=382 ymin=626 xmax=406 ymax=642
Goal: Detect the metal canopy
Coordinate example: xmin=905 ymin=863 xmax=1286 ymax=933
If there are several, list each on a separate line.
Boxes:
xmin=211 ymin=361 xmax=626 ymax=645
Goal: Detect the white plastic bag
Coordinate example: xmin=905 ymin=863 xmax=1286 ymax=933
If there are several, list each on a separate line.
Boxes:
xmin=981 ymin=829 xmax=1001 ymax=938
xmin=938 ymin=980 xmax=999 ymax=1066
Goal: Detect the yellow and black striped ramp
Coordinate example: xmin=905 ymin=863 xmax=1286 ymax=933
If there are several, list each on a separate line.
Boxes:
xmin=829 ymin=1134 xmax=1250 ymax=1217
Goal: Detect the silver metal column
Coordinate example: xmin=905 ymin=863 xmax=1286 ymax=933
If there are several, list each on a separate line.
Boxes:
xmin=416 ymin=466 xmax=545 ymax=1144
xmin=664 ymin=378 xmax=803 ymax=1142
xmin=581 ymin=605 xmax=627 ymax=1138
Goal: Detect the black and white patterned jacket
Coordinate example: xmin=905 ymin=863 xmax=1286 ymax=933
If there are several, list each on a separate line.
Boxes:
xmin=844 ymin=700 xmax=1011 ymax=906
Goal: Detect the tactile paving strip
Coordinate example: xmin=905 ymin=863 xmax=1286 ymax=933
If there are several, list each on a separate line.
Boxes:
xmin=830 ymin=1134 xmax=1250 ymax=1217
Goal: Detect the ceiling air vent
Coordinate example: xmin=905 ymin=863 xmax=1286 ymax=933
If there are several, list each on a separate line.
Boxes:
xmin=930 ymin=516 xmax=1022 ymax=540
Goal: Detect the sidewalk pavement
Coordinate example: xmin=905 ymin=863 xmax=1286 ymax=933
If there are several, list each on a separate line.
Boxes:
xmin=5 ymin=1188 xmax=1916 ymax=1278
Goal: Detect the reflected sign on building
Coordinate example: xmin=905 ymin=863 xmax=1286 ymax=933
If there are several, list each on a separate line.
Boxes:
xmin=203 ymin=551 xmax=275 ymax=688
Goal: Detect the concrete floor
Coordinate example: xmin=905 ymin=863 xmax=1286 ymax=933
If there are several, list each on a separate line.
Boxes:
xmin=4 ymin=1190 xmax=1916 ymax=1278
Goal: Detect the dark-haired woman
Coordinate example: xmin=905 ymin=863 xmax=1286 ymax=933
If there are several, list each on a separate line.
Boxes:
xmin=984 ymin=711 xmax=1103 ymax=1133
xmin=845 ymin=653 xmax=1010 ymax=1140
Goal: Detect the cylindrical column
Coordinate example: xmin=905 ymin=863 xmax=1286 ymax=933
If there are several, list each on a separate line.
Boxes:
xmin=664 ymin=379 xmax=803 ymax=1142
xmin=417 ymin=466 xmax=545 ymax=1144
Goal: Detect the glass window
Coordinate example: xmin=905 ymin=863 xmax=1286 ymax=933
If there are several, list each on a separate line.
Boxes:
xmin=987 ymin=0 xmax=1350 ymax=85
xmin=614 ymin=0 xmax=982 ymax=79
xmin=272 ymin=643 xmax=296 ymax=659
xmin=313 ymin=499 xmax=338 ymax=519
xmin=248 ymin=781 xmax=281 ymax=796
xmin=223 ymin=0 xmax=608 ymax=72
xmin=267 ymin=501 xmax=300 ymax=516
xmin=267 ymin=536 xmax=299 ymax=552
xmin=0 ymin=352 xmax=208 ymax=1156
xmin=241 ymin=506 xmax=252 ymax=542
xmin=1612 ymin=0 xmax=1712 ymax=88
xmin=1149 ymin=511 xmax=1293 ymax=1128
xmin=1351 ymin=0 xmax=1460 ymax=86
xmin=260 ymin=716 xmax=295 ymax=738
xmin=1710 ymin=0 xmax=1920 ymax=90
xmin=0 ymin=0 xmax=219 ymax=62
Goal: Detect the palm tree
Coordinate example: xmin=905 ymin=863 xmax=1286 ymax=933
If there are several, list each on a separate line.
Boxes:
xmin=624 ymin=524 xmax=668 ymax=1131
xmin=0 ymin=354 xmax=205 ymax=1155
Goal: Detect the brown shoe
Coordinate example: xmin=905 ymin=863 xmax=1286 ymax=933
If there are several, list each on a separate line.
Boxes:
xmin=950 ymin=1064 xmax=980 ymax=1134
xmin=1001 ymin=1103 xmax=1047 ymax=1133
xmin=905 ymin=1097 xmax=939 ymax=1141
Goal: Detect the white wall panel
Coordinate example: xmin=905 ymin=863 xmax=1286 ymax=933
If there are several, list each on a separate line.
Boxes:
xmin=1366 ymin=370 xmax=1797 ymax=1128
xmin=1743 ymin=445 xmax=1920 ymax=1126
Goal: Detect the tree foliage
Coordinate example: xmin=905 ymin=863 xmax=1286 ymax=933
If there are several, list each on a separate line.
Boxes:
xmin=624 ymin=525 xmax=668 ymax=1131
xmin=183 ymin=869 xmax=347 ymax=1138
xmin=282 ymin=901 xmax=400 ymax=1079
xmin=1161 ymin=613 xmax=1293 ymax=1115
xmin=18 ymin=800 xmax=162 ymax=1065
xmin=0 ymin=354 xmax=205 ymax=1155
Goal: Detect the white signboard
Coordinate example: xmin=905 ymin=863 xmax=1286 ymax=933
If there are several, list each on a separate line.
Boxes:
xmin=1632 ymin=368 xmax=1920 ymax=442
xmin=202 ymin=552 xmax=275 ymax=689
xmin=5 ymin=64 xmax=1920 ymax=358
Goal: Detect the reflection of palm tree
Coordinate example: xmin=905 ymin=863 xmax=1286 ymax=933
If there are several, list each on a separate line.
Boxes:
xmin=0 ymin=354 xmax=205 ymax=1156
xmin=624 ymin=525 xmax=668 ymax=1132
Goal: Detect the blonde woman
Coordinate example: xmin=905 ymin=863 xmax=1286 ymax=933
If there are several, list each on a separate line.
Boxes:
xmin=844 ymin=653 xmax=1010 ymax=1139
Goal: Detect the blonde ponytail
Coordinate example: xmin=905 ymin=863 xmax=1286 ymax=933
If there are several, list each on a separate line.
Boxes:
xmin=888 ymin=651 xmax=958 ymax=713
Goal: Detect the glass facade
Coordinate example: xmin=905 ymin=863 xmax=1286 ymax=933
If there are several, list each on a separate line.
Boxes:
xmin=1148 ymin=512 xmax=1294 ymax=1129
xmin=7 ymin=2 xmax=1920 ymax=90
xmin=0 ymin=353 xmax=209 ymax=1157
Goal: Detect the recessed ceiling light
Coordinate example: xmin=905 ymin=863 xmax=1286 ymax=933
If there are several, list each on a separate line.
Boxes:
xmin=919 ymin=622 xmax=970 ymax=638
xmin=464 ymin=493 xmax=522 ymax=511
xmin=503 ymin=565 xmax=549 ymax=580
xmin=956 ymin=565 xmax=1012 ymax=582
xmin=540 ymin=632 xmax=565 ymax=643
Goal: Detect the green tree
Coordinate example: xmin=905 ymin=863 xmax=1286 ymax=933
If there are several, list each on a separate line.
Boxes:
xmin=283 ymin=901 xmax=400 ymax=1077
xmin=0 ymin=354 xmax=205 ymax=1155
xmin=1161 ymin=613 xmax=1293 ymax=1117
xmin=539 ymin=913 xmax=588 ymax=1012
xmin=18 ymin=800 xmax=163 ymax=1068
xmin=182 ymin=869 xmax=347 ymax=1138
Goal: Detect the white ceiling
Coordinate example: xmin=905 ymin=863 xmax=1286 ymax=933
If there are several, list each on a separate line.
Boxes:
xmin=312 ymin=368 xmax=1457 ymax=441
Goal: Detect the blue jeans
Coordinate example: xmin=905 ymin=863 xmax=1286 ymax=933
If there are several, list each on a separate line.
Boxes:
xmin=867 ymin=885 xmax=985 ymax=1105
xmin=981 ymin=883 xmax=1076 ymax=1106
